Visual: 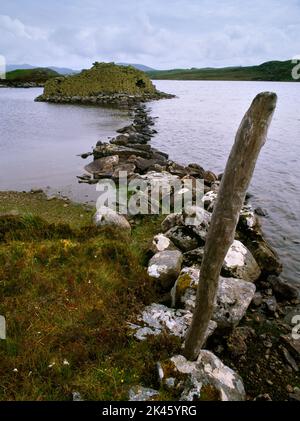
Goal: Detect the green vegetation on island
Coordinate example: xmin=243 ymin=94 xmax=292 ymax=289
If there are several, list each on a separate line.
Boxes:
xmin=147 ymin=60 xmax=300 ymax=81
xmin=3 ymin=68 xmax=60 ymax=84
xmin=43 ymin=62 xmax=157 ymax=97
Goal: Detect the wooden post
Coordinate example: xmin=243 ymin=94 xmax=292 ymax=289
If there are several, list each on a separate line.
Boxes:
xmin=183 ymin=92 xmax=277 ymax=361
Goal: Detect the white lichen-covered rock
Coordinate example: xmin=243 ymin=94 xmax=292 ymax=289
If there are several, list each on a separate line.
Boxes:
xmin=128 ymin=303 xmax=217 ymax=341
xmin=161 ymin=213 xmax=183 ymax=232
xmin=239 ymin=204 xmax=258 ymax=230
xmin=223 ymin=240 xmax=261 ymax=282
xmin=165 ymin=226 xmax=199 ymax=252
xmin=150 ymin=233 xmax=177 ymax=254
xmin=201 ymin=190 xmax=218 ymax=212
xmin=93 ymin=206 xmax=131 ymax=232
xmin=171 ymin=266 xmax=200 ymax=308
xmin=159 ymin=352 xmax=245 ymax=401
xmin=214 ymin=277 xmax=256 ymax=328
xmin=129 ymin=386 xmax=159 ymax=401
xmin=147 ymin=250 xmax=183 ymax=290
xmin=171 ymin=267 xmax=256 ymax=328
xmin=182 ymin=206 xmax=211 ymax=242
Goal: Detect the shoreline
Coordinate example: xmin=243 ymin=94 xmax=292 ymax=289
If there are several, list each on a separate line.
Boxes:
xmin=1 ymin=94 xmax=299 ymax=400
xmin=77 ymin=98 xmax=300 ymax=400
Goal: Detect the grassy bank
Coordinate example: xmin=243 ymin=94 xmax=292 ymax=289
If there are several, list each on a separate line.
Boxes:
xmin=148 ymin=60 xmax=299 ymax=81
xmin=0 ymin=191 xmax=180 ymax=400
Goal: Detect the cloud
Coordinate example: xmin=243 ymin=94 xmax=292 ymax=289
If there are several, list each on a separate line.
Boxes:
xmin=0 ymin=0 xmax=299 ymax=69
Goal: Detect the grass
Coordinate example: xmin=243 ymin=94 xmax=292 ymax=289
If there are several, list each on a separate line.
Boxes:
xmin=0 ymin=192 xmax=180 ymax=400
xmin=5 ymin=68 xmax=60 ymax=83
xmin=147 ymin=60 xmax=300 ymax=81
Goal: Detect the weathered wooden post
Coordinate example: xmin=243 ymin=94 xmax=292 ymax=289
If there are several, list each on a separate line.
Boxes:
xmin=183 ymin=92 xmax=277 ymax=361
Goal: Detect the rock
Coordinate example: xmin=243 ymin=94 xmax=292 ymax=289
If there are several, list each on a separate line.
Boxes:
xmin=93 ymin=206 xmax=131 ymax=232
xmin=238 ymin=221 xmax=282 ymax=276
xmin=171 ymin=267 xmax=256 ymax=328
xmin=147 ymin=250 xmax=183 ymax=290
xmin=264 ymin=296 xmax=277 ymax=314
xmin=171 ymin=266 xmax=200 ymax=308
xmin=140 ymin=171 xmax=180 ymax=192
xmin=84 ymin=155 xmax=119 ymax=176
xmin=128 ymin=302 xmax=217 ymax=341
xmin=187 ymin=163 xmax=205 ymax=178
xmin=289 ymin=390 xmax=300 ymax=401
xmin=255 ymin=207 xmax=268 ymax=217
xmin=281 ymin=334 xmax=300 ymax=359
xmin=214 ymin=277 xmax=256 ymax=328
xmin=252 ymin=291 xmax=263 ymax=307
xmin=254 ymin=393 xmax=272 ymax=401
xmin=150 ymin=234 xmax=177 ymax=254
xmin=268 ymin=275 xmax=299 ymax=301
xmin=182 ymin=206 xmax=211 ymax=242
xmin=282 ymin=347 xmax=298 ymax=372
xmin=165 ymin=226 xmax=199 ymax=252
xmin=227 ymin=327 xmax=256 ymax=357
xmin=133 ymin=157 xmax=162 ymax=173
xmin=72 ymin=391 xmax=83 ymax=401
xmin=160 ymin=352 xmax=245 ymax=401
xmin=252 ymin=240 xmax=282 ymax=275
xmin=203 ymin=170 xmax=217 ymax=185
xmin=183 ymin=247 xmax=205 ymax=267
xmin=222 ymin=240 xmax=261 ymax=282
xmin=239 ymin=205 xmax=258 ymax=229
xmin=201 ymin=190 xmax=218 ymax=212
xmin=161 ymin=213 xmax=183 ymax=232
xmin=128 ymin=386 xmax=159 ymax=401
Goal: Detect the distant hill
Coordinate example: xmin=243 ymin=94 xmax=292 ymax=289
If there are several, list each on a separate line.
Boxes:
xmin=117 ymin=63 xmax=156 ymax=72
xmin=147 ymin=60 xmax=300 ymax=82
xmin=6 ymin=64 xmax=78 ymax=75
xmin=5 ymin=68 xmax=60 ymax=83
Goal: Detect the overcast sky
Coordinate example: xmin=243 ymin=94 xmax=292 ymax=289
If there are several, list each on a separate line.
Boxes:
xmin=0 ymin=0 xmax=299 ymax=69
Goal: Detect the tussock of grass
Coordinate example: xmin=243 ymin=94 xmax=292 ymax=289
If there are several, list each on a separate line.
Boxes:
xmin=0 ymin=193 xmax=177 ymax=400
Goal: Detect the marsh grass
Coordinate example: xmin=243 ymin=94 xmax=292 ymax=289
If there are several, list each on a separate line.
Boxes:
xmin=0 ymin=192 xmax=180 ymax=400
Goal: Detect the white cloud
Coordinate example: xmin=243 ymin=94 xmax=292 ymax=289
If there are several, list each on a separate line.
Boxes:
xmin=0 ymin=0 xmax=299 ymax=69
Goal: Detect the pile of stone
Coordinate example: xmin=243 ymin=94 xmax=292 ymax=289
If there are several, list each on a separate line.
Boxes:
xmin=86 ymin=103 xmax=299 ymax=400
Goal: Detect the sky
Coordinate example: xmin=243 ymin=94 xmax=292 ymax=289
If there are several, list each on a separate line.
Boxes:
xmin=0 ymin=0 xmax=299 ymax=70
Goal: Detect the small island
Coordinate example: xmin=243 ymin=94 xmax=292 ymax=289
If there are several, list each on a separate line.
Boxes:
xmin=35 ymin=62 xmax=174 ymax=107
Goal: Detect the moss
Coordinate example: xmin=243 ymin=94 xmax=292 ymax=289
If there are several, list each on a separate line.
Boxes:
xmin=199 ymin=384 xmax=221 ymax=401
xmin=42 ymin=62 xmax=158 ymax=98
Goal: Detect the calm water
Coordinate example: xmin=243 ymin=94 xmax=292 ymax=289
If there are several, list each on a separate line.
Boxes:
xmin=0 ymin=88 xmax=130 ymax=203
xmin=150 ymin=80 xmax=300 ymax=285
xmin=0 ymin=83 xmax=299 ymax=285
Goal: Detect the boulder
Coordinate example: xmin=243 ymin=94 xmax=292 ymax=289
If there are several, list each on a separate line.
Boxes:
xmin=171 ymin=267 xmax=256 ymax=328
xmin=165 ymin=226 xmax=199 ymax=252
xmin=222 ymin=240 xmax=261 ymax=282
xmin=268 ymin=275 xmax=299 ymax=301
xmin=183 ymin=247 xmax=205 ymax=267
xmin=201 ymin=190 xmax=218 ymax=212
xmin=93 ymin=206 xmax=131 ymax=232
xmin=161 ymin=213 xmax=183 ymax=232
xmin=147 ymin=250 xmax=183 ymax=290
xmin=159 ymin=352 xmax=245 ymax=401
xmin=182 ymin=206 xmax=211 ymax=242
xmin=129 ymin=386 xmax=159 ymax=401
xmin=84 ymin=155 xmax=119 ymax=176
xmin=150 ymin=234 xmax=177 ymax=254
xmin=128 ymin=302 xmax=217 ymax=341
